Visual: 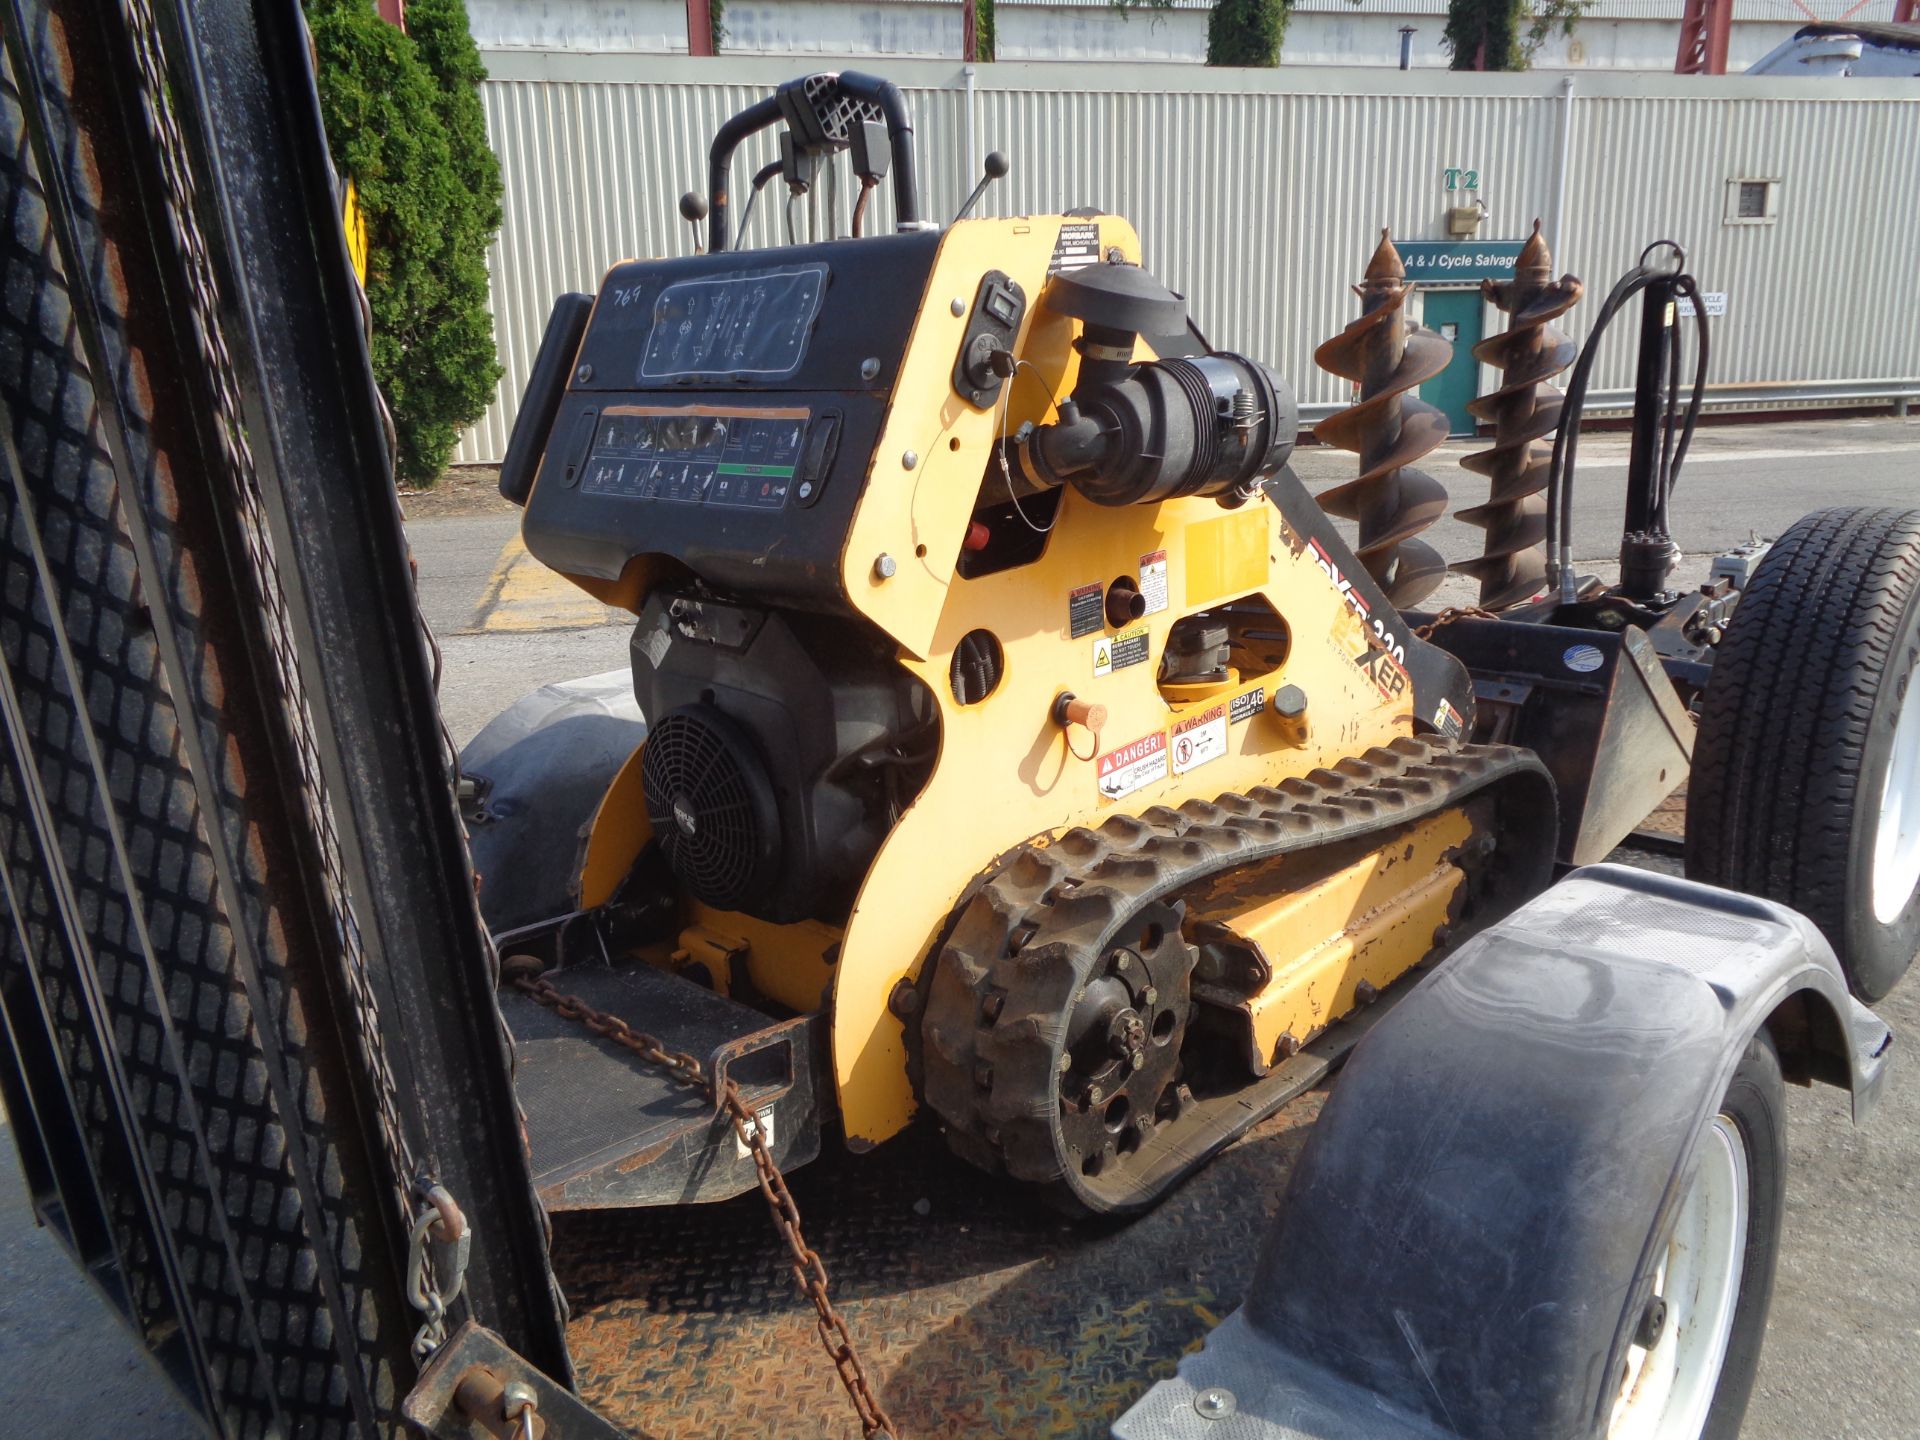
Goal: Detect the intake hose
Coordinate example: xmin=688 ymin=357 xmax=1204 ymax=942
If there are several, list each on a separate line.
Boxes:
xmin=1013 ymin=342 xmax=1298 ymax=506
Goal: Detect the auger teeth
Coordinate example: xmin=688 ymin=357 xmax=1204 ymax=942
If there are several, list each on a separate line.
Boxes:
xmin=1451 ymin=220 xmax=1584 ymax=611
xmin=1312 ymin=229 xmax=1455 ymax=609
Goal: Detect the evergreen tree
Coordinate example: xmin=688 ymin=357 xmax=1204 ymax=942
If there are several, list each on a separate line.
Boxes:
xmin=1207 ymin=0 xmax=1289 ymax=66
xmin=306 ymin=0 xmax=504 ymax=485
xmin=1443 ymin=0 xmax=1528 ymax=69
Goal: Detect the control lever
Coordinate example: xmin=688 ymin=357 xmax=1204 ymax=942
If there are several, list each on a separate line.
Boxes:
xmin=952 ymin=150 xmax=1010 ymax=224
xmin=677 ymin=191 xmax=708 ymax=254
xmin=733 ymin=160 xmax=783 ymax=247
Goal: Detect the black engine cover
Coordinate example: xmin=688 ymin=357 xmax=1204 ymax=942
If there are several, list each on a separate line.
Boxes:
xmin=631 ymin=592 xmax=931 ymax=925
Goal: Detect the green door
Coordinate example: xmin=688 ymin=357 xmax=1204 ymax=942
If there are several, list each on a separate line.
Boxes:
xmin=1419 ymin=288 xmax=1483 ymax=436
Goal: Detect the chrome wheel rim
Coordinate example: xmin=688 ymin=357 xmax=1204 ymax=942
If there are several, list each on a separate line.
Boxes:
xmin=1608 ymin=1116 xmax=1749 ymax=1440
xmin=1872 ymin=676 xmax=1920 ymax=925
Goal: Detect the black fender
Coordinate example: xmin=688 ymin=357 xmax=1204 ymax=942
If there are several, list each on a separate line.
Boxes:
xmin=1113 ymin=863 xmax=1893 ymax=1440
xmin=459 ymin=671 xmax=645 ymax=933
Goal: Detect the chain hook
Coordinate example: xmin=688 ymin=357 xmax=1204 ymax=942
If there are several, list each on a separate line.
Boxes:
xmin=405 ymin=1181 xmax=473 ymax=1360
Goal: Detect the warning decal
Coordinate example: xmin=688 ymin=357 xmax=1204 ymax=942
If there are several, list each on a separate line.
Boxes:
xmin=1171 ymin=704 xmax=1227 ymax=775
xmin=1098 ymin=730 xmax=1168 ymax=801
xmin=1432 ymin=697 xmax=1465 ymax=740
xmin=1230 ymin=688 xmax=1266 ymax=724
xmin=1068 ymin=581 xmax=1104 ymax=638
xmin=1138 ymin=550 xmax=1169 ymax=615
xmin=1049 ymin=220 xmax=1102 ymax=275
xmin=1094 ymin=623 xmax=1151 ymax=677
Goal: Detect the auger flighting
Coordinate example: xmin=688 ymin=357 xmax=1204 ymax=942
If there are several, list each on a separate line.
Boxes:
xmin=1453 ymin=221 xmax=1583 ymax=610
xmin=1312 ymin=230 xmax=1455 ymax=608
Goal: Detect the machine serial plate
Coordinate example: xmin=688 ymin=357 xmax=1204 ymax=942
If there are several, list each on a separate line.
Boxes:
xmin=581 ymin=405 xmax=811 ymax=510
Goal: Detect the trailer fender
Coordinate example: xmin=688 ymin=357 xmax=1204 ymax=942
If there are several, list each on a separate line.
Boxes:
xmin=458 ymin=670 xmax=645 ymax=932
xmin=1113 ymin=862 xmax=1893 ymax=1440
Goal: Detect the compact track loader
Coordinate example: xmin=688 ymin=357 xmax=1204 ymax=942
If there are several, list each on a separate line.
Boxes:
xmin=1 ymin=17 xmax=1911 ymax=1440
xmin=467 ymin=70 xmax=1908 ymax=1223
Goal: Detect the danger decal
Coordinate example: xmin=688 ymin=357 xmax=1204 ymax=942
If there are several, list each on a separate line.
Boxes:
xmin=1098 ymin=731 xmax=1168 ymax=801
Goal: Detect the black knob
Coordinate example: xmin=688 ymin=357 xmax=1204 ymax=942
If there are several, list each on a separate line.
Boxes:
xmin=984 ymin=151 xmax=1010 ymax=180
xmin=679 ymin=191 xmax=709 ymax=222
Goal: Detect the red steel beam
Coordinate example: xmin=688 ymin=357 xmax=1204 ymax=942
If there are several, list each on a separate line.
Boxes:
xmin=686 ymin=0 xmax=715 ymax=56
xmin=1674 ymin=0 xmax=1732 ymax=73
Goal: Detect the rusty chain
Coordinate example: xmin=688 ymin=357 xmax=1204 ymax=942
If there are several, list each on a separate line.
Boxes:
xmin=505 ymin=967 xmax=901 ymax=1440
xmin=1413 ymin=604 xmax=1500 ymax=639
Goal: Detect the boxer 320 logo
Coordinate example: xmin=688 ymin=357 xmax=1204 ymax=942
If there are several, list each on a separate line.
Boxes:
xmin=1302 ymin=535 xmax=1412 ymax=703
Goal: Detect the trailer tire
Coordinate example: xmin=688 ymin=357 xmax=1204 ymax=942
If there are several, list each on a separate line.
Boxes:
xmin=1687 ymin=505 xmax=1920 ymax=1001
xmin=1609 ymin=1029 xmax=1786 ymax=1440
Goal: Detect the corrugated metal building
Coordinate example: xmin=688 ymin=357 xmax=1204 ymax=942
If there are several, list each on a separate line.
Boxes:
xmin=456 ymin=55 xmax=1919 ymax=464
xmin=466 ymin=0 xmax=1904 ymax=72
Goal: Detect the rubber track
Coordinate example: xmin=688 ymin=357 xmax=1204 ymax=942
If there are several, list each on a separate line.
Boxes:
xmin=1687 ymin=506 xmax=1920 ymax=994
xmin=921 ymin=735 xmax=1555 ymax=1211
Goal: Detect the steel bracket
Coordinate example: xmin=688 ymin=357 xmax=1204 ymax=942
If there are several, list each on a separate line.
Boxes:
xmin=404 ymin=1322 xmax=632 ymax=1440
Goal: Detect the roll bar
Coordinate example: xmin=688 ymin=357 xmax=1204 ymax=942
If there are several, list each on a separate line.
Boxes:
xmin=705 ymin=72 xmax=922 ymax=252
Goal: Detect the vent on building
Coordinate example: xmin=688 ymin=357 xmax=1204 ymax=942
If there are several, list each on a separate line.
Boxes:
xmin=1725 ymin=178 xmax=1780 ymax=225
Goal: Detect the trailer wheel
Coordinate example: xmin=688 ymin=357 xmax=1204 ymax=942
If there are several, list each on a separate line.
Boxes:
xmin=1687 ymin=506 xmax=1920 ymax=1001
xmin=1608 ymin=1031 xmax=1786 ymax=1440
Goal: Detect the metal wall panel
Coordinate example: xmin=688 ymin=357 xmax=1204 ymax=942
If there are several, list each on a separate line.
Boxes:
xmin=456 ymin=57 xmax=1919 ymax=464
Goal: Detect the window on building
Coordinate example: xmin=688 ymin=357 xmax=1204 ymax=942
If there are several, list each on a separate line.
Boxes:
xmin=1725 ymin=178 xmax=1780 ymax=226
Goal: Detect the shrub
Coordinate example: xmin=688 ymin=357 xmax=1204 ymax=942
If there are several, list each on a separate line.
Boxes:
xmin=1208 ymin=0 xmax=1289 ymax=65
xmin=306 ymin=0 xmax=503 ymax=485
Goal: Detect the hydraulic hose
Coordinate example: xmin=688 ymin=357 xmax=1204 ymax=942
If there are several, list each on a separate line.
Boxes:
xmin=1657 ymin=273 xmax=1711 ymax=534
xmin=1544 ymin=240 xmax=1707 ymax=602
xmin=733 ymin=159 xmax=782 ymax=249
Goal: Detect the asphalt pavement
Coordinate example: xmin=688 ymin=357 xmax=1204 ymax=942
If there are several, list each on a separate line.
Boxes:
xmin=1 ymin=414 xmax=1916 ymax=1436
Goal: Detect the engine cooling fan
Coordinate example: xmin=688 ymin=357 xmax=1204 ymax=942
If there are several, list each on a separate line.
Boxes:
xmin=640 ymin=704 xmax=782 ymax=911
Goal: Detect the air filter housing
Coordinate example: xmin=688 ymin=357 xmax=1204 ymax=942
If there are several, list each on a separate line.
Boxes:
xmin=640 ymin=704 xmax=782 ymax=913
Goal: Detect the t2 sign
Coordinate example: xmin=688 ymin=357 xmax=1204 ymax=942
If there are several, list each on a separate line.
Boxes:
xmin=1444 ymin=168 xmax=1481 ymax=192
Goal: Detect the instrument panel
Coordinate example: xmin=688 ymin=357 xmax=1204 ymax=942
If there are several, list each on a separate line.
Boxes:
xmin=580 ymin=406 xmax=827 ymax=511
xmin=520 ymin=228 xmax=940 ymax=609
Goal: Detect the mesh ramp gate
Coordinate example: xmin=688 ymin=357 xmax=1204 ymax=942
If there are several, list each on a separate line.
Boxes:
xmin=0 ymin=2 xmax=568 ymax=1432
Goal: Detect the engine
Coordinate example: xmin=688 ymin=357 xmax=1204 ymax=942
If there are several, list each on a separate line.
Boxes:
xmin=629 ymin=590 xmax=935 ymax=925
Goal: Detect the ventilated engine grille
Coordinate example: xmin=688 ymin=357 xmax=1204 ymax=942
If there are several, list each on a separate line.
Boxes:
xmin=640 ymin=706 xmax=777 ymax=912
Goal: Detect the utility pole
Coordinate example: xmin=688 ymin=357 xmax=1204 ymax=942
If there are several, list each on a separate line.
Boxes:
xmin=963 ymin=0 xmax=979 ymax=61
